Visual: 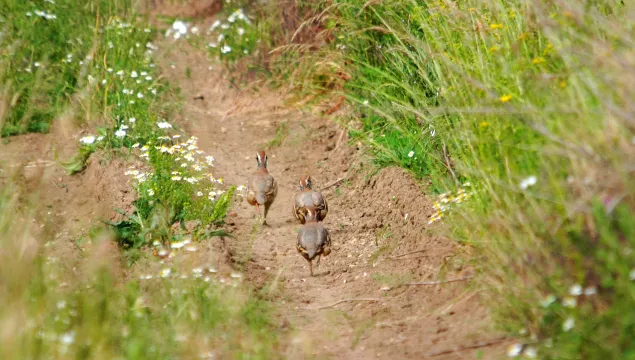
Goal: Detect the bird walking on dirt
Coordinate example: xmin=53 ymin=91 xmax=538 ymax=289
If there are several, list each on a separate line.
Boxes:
xmin=246 ymin=150 xmax=278 ymax=225
xmin=296 ymin=206 xmax=332 ymax=276
xmin=293 ymin=175 xmax=328 ymax=224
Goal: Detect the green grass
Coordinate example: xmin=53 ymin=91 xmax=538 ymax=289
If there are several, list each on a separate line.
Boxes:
xmin=0 ymin=0 xmax=159 ymax=138
xmin=243 ymin=0 xmax=635 ymax=358
xmin=265 ymin=121 xmax=289 ymax=149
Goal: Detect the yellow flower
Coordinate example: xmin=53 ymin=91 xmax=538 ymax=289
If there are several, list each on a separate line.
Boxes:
xmin=479 ymin=121 xmax=489 ymax=128
xmin=532 ymin=57 xmax=546 ymax=64
xmin=559 ymin=80 xmax=567 ymax=88
xmin=500 ymin=94 xmax=512 ymax=103
xmin=490 ymin=23 xmax=503 ymax=30
xmin=489 ymin=46 xmax=499 ymax=53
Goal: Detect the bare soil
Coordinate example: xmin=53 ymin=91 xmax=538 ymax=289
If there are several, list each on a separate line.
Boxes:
xmin=0 ymin=4 xmax=508 ymax=358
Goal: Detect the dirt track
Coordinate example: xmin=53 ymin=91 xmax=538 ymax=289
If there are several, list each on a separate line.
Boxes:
xmin=154 ymin=18 xmax=505 ymax=359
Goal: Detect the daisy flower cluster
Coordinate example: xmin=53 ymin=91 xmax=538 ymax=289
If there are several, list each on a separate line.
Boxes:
xmin=165 ymin=20 xmax=196 ymax=40
xmin=428 ymin=183 xmax=473 ymax=224
xmin=124 ymin=134 xmax=231 ymax=228
xmin=206 ymin=8 xmax=257 ymax=61
xmin=127 ymin=135 xmax=222 ymax=181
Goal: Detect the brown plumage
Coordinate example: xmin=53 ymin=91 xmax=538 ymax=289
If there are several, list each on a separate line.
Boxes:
xmin=296 ymin=206 xmax=332 ymax=276
xmin=293 ymin=175 xmax=328 ymax=224
xmin=246 ymin=150 xmax=278 ymax=225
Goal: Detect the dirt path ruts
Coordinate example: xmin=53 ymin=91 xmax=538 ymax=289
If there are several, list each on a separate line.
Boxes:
xmin=156 ymin=26 xmax=505 ymax=360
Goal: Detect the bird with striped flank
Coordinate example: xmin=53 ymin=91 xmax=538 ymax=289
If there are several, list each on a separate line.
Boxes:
xmin=293 ymin=175 xmax=328 ymax=224
xmin=296 ymin=206 xmax=332 ymax=276
xmin=246 ymin=150 xmax=278 ymax=225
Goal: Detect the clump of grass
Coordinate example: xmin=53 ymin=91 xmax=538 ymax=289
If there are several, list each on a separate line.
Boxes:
xmin=257 ymin=0 xmax=635 ymax=358
xmin=265 ymin=121 xmax=289 ymax=149
xmin=112 ymin=135 xmax=236 ymax=251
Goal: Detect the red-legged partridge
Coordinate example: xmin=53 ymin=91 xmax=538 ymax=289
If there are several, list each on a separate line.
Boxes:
xmin=293 ymin=175 xmax=328 ymax=224
xmin=296 ymin=206 xmax=332 ymax=276
xmin=246 ymin=150 xmax=278 ymax=225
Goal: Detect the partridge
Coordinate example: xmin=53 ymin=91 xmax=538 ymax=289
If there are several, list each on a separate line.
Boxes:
xmin=293 ymin=175 xmax=328 ymax=224
xmin=296 ymin=206 xmax=332 ymax=276
xmin=246 ymin=150 xmax=278 ymax=225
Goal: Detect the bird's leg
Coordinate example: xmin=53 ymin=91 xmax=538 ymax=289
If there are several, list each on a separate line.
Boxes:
xmin=309 ymin=260 xmax=313 ymax=277
xmin=255 ymin=203 xmax=261 ymax=222
xmin=262 ymin=203 xmax=270 ymax=226
xmin=316 ymin=255 xmax=321 ymax=273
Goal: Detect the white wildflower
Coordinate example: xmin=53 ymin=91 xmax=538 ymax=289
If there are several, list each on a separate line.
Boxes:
xmin=80 ymin=135 xmax=96 ymax=145
xmin=171 ymin=241 xmax=184 ymax=249
xmin=129 ymin=117 xmax=136 ymax=123
xmin=59 ymin=331 xmax=75 ymax=345
xmin=114 ymin=129 xmax=126 ymax=138
xmin=147 ymin=189 xmax=155 ymax=196
xmin=160 ymin=268 xmax=172 ymax=278
xmin=220 ymin=45 xmax=232 ymax=54
xmin=137 ymin=92 xmax=144 ymax=99
xmin=569 ymin=284 xmax=583 ymax=296
xmin=563 ymin=317 xmax=575 ymax=332
xmin=171 ymin=20 xmax=188 ymax=39
xmin=507 ymin=343 xmax=523 ymax=357
xmin=210 ymin=20 xmax=221 ymax=31
xmin=237 ymin=27 xmax=245 ymax=36
xmin=408 ymin=151 xmax=415 ymax=158
xmin=157 ymin=121 xmax=172 ymax=129
xmin=540 ymin=294 xmax=556 ymax=308
xmin=519 ymin=175 xmax=537 ymax=190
